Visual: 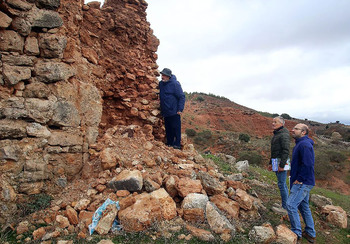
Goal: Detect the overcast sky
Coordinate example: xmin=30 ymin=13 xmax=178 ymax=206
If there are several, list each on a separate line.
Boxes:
xmin=145 ymin=0 xmax=350 ymax=125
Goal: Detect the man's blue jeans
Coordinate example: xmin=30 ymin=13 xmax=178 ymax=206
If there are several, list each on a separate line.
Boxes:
xmin=164 ymin=114 xmax=181 ymax=147
xmin=276 ymin=171 xmax=288 ymax=209
xmin=286 ymin=184 xmax=316 ymax=238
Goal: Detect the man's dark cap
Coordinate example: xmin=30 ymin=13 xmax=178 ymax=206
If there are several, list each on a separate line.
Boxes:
xmin=160 ymin=68 xmax=172 ymax=77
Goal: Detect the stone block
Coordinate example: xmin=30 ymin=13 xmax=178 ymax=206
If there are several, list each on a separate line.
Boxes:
xmin=39 ymin=33 xmax=67 ymax=58
xmin=3 ymin=64 xmax=31 ymax=86
xmin=0 ymin=30 xmax=24 ymax=52
xmin=0 ymin=11 xmax=12 ymax=28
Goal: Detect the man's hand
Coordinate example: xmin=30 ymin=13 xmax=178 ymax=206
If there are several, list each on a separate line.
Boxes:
xmin=278 ymin=166 xmax=285 ymax=172
xmin=268 ymin=165 xmax=272 ymax=171
xmin=293 ymin=180 xmax=302 ymax=185
xmin=177 ymin=111 xmax=182 ymax=115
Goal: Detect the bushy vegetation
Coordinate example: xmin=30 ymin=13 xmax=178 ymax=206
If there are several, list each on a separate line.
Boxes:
xmin=185 ymin=128 xmax=197 ymax=137
xmin=239 ymin=133 xmax=250 ymax=143
xmin=327 ymin=150 xmax=347 ymax=163
xmin=237 ymin=151 xmax=263 ymax=166
xmin=202 ymin=154 xmax=232 ymax=173
xmin=187 ymin=92 xmax=230 ymax=101
xmin=18 ymin=193 xmax=53 ymax=217
xmin=257 ymin=111 xmax=279 ymax=118
xmin=195 ymin=96 xmax=204 ymax=102
xmin=198 ymin=130 xmax=212 ymax=139
xmin=280 ymin=113 xmax=292 ymax=120
xmin=193 ymin=130 xmax=212 ymax=145
xmin=314 ymin=150 xmax=348 ymax=180
xmin=314 ymin=151 xmax=331 ymax=180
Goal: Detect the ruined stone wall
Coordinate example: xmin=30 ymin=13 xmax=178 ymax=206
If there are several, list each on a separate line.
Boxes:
xmin=0 ymin=0 xmax=161 ymax=224
xmin=59 ymin=0 xmax=161 ymax=136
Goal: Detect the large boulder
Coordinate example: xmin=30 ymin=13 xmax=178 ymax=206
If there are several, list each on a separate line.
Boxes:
xmin=249 ymin=223 xmax=276 ymax=244
xmin=235 ymin=160 xmax=249 ymax=172
xmin=118 ymin=193 xmax=163 ymax=232
xmin=310 ymin=194 xmax=333 ymax=208
xmin=205 ymin=201 xmax=235 ymax=235
xmin=234 ymin=188 xmax=253 ymax=210
xmin=197 ymin=171 xmax=225 ymax=196
xmin=175 ymin=177 xmax=203 ymax=197
xmin=275 ymin=224 xmax=297 ymax=244
xmin=150 ymin=188 xmax=177 ymax=220
xmin=321 ymin=205 xmax=347 ymax=228
xmin=210 ymin=194 xmax=240 ymax=219
xmin=107 ymin=170 xmax=143 ymax=192
xmin=181 ymin=193 xmax=208 ymax=223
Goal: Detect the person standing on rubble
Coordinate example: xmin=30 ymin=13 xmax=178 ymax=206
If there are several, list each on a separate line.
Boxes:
xmin=287 ymin=123 xmax=316 ymax=243
xmin=159 ymin=68 xmax=185 ymax=149
xmin=269 ymin=116 xmax=290 ymax=211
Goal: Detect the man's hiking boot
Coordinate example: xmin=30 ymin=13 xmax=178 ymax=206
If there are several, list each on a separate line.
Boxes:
xmin=297 ymin=236 xmax=302 ymax=244
xmin=302 ymin=231 xmax=316 ymax=243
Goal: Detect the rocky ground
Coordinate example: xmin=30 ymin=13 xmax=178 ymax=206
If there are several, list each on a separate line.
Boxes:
xmin=4 ymin=124 xmax=349 ymax=244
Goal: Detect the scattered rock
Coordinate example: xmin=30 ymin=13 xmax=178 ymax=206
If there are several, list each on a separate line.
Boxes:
xmin=186 ymin=224 xmax=215 ymax=241
xmin=235 ymin=160 xmax=249 ymax=172
xmin=275 ymin=224 xmax=297 ymax=244
xmin=95 ymin=204 xmax=118 ymax=235
xmin=310 ymin=194 xmax=333 ymax=208
xmin=321 ymin=205 xmax=347 ymax=228
xmin=107 ymin=170 xmax=143 ymax=192
xmin=176 ymin=178 xmax=203 ymax=197
xmin=206 ymin=201 xmax=235 ymax=235
xmin=248 ymin=223 xmax=276 ymax=244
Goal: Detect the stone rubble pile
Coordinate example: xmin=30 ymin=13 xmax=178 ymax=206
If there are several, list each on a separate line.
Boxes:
xmin=11 ymin=125 xmax=348 ymax=243
xmin=13 ymin=124 xmax=264 ymax=242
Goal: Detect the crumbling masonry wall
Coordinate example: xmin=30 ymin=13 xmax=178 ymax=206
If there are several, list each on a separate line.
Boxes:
xmin=0 ymin=0 xmax=161 ymax=224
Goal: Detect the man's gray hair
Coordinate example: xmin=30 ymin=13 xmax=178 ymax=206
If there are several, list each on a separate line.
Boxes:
xmin=274 ymin=116 xmax=285 ymax=126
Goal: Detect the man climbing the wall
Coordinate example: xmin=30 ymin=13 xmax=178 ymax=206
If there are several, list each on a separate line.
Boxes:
xmin=159 ymin=68 xmax=185 ymax=149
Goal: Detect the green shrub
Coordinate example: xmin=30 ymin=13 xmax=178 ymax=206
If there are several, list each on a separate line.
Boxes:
xmin=281 ymin=113 xmax=292 ymax=120
xmin=193 ymin=130 xmax=212 ymax=146
xmin=239 ymin=133 xmax=250 ymax=143
xmin=185 ymin=128 xmax=196 ymax=137
xmin=18 ymin=193 xmax=53 ymax=217
xmin=193 ymin=136 xmax=205 ymax=145
xmin=314 ymin=151 xmax=332 ymax=180
xmin=202 ymin=154 xmax=232 ymax=172
xmin=237 ymin=151 xmax=263 ymax=166
xmin=327 ymin=150 xmax=347 ymax=163
xmin=195 ymin=96 xmax=204 ymax=102
xmin=198 ymin=130 xmax=212 ymax=139
xmin=258 ymin=111 xmax=279 ymax=118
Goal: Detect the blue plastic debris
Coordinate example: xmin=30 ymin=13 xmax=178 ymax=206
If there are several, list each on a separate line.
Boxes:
xmin=88 ymin=198 xmax=121 ymax=235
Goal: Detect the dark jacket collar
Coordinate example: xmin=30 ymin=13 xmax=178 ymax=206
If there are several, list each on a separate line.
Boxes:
xmin=273 ymin=126 xmax=284 ymax=134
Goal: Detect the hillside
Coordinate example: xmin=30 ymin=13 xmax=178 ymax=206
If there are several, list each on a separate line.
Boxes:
xmin=182 ymin=92 xmax=350 ymax=195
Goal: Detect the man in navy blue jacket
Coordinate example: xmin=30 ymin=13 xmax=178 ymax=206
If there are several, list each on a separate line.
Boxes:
xmin=287 ymin=123 xmax=316 ymax=243
xmin=159 ymin=68 xmax=185 ymax=149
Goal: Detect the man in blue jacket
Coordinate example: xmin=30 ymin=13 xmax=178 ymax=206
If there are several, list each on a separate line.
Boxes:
xmin=159 ymin=68 xmax=185 ymax=149
xmin=287 ymin=123 xmax=316 ymax=243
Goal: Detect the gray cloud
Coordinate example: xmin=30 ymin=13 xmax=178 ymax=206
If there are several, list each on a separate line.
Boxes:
xmin=146 ymin=0 xmax=350 ymax=124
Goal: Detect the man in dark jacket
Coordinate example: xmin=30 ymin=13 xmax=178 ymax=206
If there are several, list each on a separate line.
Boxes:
xmin=287 ymin=123 xmax=316 ymax=243
xmin=159 ymin=68 xmax=185 ymax=149
xmin=270 ymin=116 xmax=290 ymax=210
